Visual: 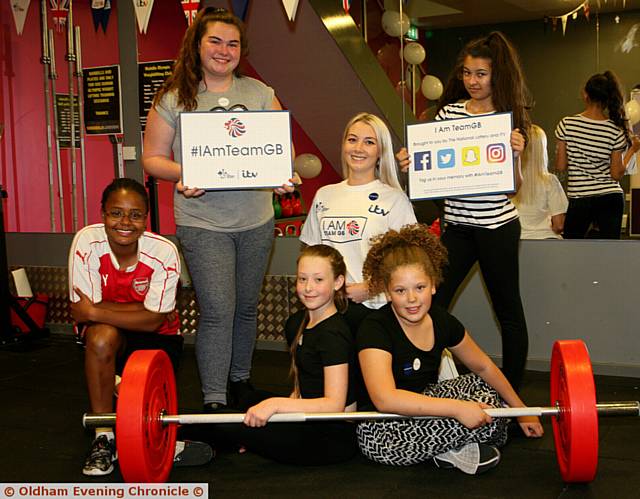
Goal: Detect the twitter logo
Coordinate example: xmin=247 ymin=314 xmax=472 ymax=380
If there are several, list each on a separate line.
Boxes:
xmin=437 ymin=148 xmax=455 ymax=169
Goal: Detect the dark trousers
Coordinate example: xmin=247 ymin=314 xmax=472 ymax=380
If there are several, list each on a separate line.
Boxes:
xmin=183 ymin=390 xmax=358 ymax=466
xmin=434 ymin=219 xmax=528 ymax=391
xmin=564 ymin=193 xmax=624 ymax=239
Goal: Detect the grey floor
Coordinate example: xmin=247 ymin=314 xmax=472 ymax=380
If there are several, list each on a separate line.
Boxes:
xmin=1 ymin=335 xmax=639 ymax=498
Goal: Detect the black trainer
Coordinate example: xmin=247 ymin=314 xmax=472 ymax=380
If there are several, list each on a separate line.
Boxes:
xmin=173 ymin=440 xmax=214 ymax=467
xmin=82 ymin=435 xmax=117 ymax=476
xmin=203 ymin=402 xmax=228 ymax=413
xmin=228 ymin=379 xmax=255 ymax=409
xmin=433 ymin=443 xmax=501 ymax=475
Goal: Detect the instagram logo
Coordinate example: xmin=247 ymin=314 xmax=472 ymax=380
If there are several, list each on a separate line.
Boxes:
xmin=486 ymin=143 xmax=506 ymax=163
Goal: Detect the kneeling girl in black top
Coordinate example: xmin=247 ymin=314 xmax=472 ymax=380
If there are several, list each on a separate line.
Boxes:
xmin=356 ymin=224 xmax=542 ymax=474
xmin=211 ymin=244 xmax=358 ymax=465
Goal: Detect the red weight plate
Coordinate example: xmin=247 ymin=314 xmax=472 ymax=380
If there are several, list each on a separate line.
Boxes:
xmin=116 ymin=350 xmax=178 ymax=483
xmin=550 ymin=340 xmax=598 ymax=482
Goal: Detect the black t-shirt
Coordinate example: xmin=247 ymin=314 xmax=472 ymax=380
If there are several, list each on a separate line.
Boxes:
xmin=285 ymin=310 xmax=356 ymax=405
xmin=357 ymin=303 xmax=465 ymax=394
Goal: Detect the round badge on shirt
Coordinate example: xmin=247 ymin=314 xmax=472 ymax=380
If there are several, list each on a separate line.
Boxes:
xmin=413 ymin=358 xmax=421 ymax=371
xmin=218 ymin=97 xmax=230 ymax=107
xmin=369 ymin=192 xmax=379 ymax=201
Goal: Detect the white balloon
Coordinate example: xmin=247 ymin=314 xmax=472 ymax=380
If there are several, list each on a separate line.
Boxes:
xmin=381 ymin=10 xmax=410 ymax=37
xmin=294 ymin=153 xmax=322 ymax=179
xmin=403 ymin=42 xmax=426 ymax=65
xmin=421 ymin=75 xmax=444 ymax=100
xmin=404 ymin=67 xmax=421 ymax=94
xmin=625 ymin=100 xmax=640 ymax=126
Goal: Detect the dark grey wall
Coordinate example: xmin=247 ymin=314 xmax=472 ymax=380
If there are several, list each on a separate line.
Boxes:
xmin=9 ymin=233 xmax=639 ymax=376
xmin=424 ymin=10 xmax=640 ymax=155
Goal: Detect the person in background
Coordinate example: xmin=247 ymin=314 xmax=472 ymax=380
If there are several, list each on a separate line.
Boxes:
xmin=142 ymin=8 xmax=295 ymax=412
xmin=512 ymin=125 xmax=568 ymax=239
xmin=555 ymin=70 xmax=640 ymax=239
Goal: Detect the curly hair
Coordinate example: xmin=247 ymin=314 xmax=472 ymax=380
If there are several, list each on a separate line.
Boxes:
xmin=289 ymin=244 xmax=348 ymax=396
xmin=363 ymin=224 xmax=448 ymax=296
xmin=153 ymin=8 xmax=247 ymax=112
xmin=437 ymin=31 xmax=532 ymax=144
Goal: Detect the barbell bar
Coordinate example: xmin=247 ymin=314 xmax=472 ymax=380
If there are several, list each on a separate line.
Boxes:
xmin=81 ymin=340 xmax=640 ymax=484
xmin=84 ymin=402 xmax=640 ymax=427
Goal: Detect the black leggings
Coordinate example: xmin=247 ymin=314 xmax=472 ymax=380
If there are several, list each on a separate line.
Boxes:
xmin=182 ymin=390 xmax=358 ymax=465
xmin=434 ymin=219 xmax=528 ymax=391
xmin=563 ymin=193 xmax=624 ymax=239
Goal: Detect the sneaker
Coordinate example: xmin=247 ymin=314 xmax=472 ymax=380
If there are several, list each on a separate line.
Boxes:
xmin=173 ymin=440 xmax=214 ymax=467
xmin=433 ymin=443 xmax=501 ymax=475
xmin=82 ymin=435 xmax=117 ymax=476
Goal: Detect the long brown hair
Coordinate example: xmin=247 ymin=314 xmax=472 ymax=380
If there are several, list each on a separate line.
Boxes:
xmin=437 ymin=31 xmax=532 ymax=143
xmin=153 ymin=8 xmax=248 ymax=111
xmin=289 ymin=245 xmax=347 ymax=397
xmin=363 ymin=224 xmax=448 ymax=297
xmin=584 ymin=70 xmax=631 ymax=146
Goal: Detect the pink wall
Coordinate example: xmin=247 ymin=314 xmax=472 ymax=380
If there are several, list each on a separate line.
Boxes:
xmin=1 ymin=1 xmax=339 ymax=234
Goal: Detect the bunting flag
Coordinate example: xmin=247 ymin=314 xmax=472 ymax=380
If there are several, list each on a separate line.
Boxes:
xmin=231 ymin=0 xmax=250 ymax=21
xmin=133 ymin=0 xmax=154 ymax=34
xmin=181 ymin=0 xmax=200 ymax=26
xmin=49 ymin=0 xmax=69 ymax=33
xmin=584 ymin=1 xmax=590 ymax=21
xmin=342 ymin=0 xmax=351 ymax=14
xmin=10 ymin=0 xmax=31 ymax=35
xmin=281 ymin=0 xmax=299 ymax=22
xmin=91 ymin=0 xmax=112 ymax=34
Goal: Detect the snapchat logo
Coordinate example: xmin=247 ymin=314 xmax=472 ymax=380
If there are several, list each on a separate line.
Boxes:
xmin=461 ymin=146 xmax=480 ymax=166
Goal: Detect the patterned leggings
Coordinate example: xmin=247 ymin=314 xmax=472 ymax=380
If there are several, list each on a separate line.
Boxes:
xmin=357 ymin=374 xmax=509 ymax=466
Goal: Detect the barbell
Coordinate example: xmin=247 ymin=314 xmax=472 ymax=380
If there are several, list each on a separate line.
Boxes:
xmin=82 ymin=340 xmax=640 ymax=484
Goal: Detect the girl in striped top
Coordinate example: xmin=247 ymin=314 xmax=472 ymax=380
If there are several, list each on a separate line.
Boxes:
xmin=400 ymin=32 xmax=531 ymax=391
xmin=555 ymin=71 xmax=640 ymax=239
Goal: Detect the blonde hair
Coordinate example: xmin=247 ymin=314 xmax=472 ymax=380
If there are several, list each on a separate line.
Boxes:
xmin=513 ymin=124 xmax=554 ymax=206
xmin=289 ymin=245 xmax=348 ymax=397
xmin=341 ymin=113 xmax=402 ymax=190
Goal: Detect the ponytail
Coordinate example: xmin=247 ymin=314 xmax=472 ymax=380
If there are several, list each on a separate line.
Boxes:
xmin=436 ymin=31 xmax=532 ymax=144
xmin=585 ymin=71 xmax=631 ymax=146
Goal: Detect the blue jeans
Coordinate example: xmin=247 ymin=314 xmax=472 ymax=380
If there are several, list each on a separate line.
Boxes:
xmin=177 ymin=220 xmax=274 ymax=405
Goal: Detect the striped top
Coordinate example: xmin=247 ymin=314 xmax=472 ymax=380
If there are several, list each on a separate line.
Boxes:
xmin=555 ymin=114 xmax=626 ymax=198
xmin=435 ymin=101 xmax=518 ymax=229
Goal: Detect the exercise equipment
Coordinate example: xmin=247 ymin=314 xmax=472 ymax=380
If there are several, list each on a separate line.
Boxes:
xmin=82 ymin=340 xmax=639 ymax=483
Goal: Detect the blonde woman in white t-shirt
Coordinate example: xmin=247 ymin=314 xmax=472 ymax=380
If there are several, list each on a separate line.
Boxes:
xmin=300 ymin=113 xmax=417 ymax=330
xmin=512 ymin=125 xmax=568 ymax=239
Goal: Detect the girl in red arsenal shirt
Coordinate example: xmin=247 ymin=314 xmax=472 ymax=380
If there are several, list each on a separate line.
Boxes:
xmin=68 ymin=178 xmax=182 ymax=476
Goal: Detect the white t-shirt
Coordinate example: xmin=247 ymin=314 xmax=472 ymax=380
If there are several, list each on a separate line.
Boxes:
xmin=514 ymin=175 xmax=568 ymax=240
xmin=300 ymin=179 xmax=416 ymax=309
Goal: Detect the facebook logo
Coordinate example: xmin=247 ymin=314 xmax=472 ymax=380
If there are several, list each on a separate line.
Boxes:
xmin=413 ymin=151 xmax=432 ymax=171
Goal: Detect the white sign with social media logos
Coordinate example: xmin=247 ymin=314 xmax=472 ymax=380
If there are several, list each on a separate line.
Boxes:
xmin=180 ymin=110 xmax=293 ymax=190
xmin=407 ymin=112 xmax=515 ymax=200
